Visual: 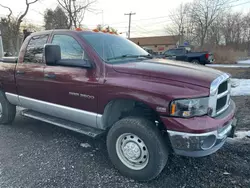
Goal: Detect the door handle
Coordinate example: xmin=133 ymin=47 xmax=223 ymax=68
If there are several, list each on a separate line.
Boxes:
xmin=44 ymin=73 xmax=56 ymax=79
xmin=16 ymin=70 xmax=25 ymax=75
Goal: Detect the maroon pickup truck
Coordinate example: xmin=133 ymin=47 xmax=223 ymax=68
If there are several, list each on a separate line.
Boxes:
xmin=0 ymin=30 xmax=236 ymax=181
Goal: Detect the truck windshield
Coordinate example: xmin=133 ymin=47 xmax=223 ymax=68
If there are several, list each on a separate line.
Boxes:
xmin=81 ymin=33 xmax=149 ymax=63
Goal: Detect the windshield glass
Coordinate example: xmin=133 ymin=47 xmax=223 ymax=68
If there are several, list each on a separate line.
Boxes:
xmin=81 ymin=33 xmax=149 ymax=63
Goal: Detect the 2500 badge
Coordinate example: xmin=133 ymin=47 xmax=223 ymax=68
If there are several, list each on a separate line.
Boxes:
xmin=69 ymin=92 xmax=95 ymax=99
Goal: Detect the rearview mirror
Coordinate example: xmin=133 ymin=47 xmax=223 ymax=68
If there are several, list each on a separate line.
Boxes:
xmin=44 ymin=44 xmax=61 ymax=65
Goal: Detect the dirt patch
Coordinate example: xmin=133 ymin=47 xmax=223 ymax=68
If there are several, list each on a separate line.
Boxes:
xmin=232 ymin=96 xmax=250 ymax=130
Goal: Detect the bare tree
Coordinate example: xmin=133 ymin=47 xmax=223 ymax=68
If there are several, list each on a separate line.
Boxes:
xmin=242 ymin=12 xmax=250 ymax=52
xmin=166 ymin=3 xmax=187 ymax=38
xmin=206 ymin=15 xmax=223 ymax=47
xmin=0 ymin=0 xmax=39 ymax=53
xmin=188 ymin=0 xmax=234 ymax=48
xmin=166 ymin=2 xmax=201 ymax=46
xmin=221 ymin=12 xmax=243 ymax=48
xmin=57 ymin=0 xmax=97 ymax=29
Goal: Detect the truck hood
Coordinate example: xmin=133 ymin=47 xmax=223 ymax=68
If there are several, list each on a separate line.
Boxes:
xmin=112 ymin=59 xmax=222 ymax=88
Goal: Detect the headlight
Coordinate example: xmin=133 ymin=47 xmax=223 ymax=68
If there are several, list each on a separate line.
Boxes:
xmin=170 ymin=97 xmax=209 ymax=117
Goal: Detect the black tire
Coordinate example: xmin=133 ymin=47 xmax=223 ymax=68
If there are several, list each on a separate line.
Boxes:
xmin=107 ymin=117 xmax=168 ymax=181
xmin=0 ymin=91 xmax=16 ymax=124
xmin=191 ymin=59 xmax=200 ymax=64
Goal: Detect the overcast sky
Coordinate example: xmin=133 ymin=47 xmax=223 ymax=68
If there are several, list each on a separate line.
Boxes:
xmin=1 ymin=0 xmax=250 ymax=37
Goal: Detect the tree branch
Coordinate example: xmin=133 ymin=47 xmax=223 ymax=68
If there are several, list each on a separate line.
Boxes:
xmin=26 ymin=0 xmax=39 ymax=5
xmin=17 ymin=0 xmax=39 ymax=30
xmin=0 ymin=4 xmax=13 ymax=21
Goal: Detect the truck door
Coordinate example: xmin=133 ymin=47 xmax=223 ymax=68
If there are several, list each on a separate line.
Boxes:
xmin=175 ymin=49 xmax=187 ymax=61
xmin=16 ymin=34 xmax=49 ymax=102
xmin=43 ymin=33 xmax=100 ymax=128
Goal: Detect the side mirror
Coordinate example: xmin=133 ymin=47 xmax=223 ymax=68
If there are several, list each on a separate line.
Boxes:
xmin=44 ymin=44 xmax=61 ymax=65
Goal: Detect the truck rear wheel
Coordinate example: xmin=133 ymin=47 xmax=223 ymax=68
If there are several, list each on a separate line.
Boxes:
xmin=0 ymin=91 xmax=16 ymax=124
xmin=107 ymin=117 xmax=168 ymax=181
xmin=191 ymin=59 xmax=200 ymax=64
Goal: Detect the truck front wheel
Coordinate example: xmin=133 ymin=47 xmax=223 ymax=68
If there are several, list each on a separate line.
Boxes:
xmin=107 ymin=117 xmax=168 ymax=181
xmin=0 ymin=91 xmax=16 ymax=124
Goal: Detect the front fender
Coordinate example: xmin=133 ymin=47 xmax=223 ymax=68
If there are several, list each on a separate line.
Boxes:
xmin=97 ymin=76 xmax=209 ymax=116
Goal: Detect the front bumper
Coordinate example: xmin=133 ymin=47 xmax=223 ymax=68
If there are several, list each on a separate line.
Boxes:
xmin=163 ymin=100 xmax=236 ymax=157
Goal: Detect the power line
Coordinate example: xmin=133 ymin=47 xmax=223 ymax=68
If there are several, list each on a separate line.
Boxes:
xmin=76 ymin=0 xmax=250 ymax=31
xmin=38 ymin=1 xmax=47 ymax=8
xmin=84 ymin=0 xmax=250 ymax=35
xmin=130 ymin=0 xmax=250 ymax=36
xmin=31 ymin=9 xmax=44 ymax=16
xmin=135 ymin=25 xmax=149 ymax=32
xmin=132 ymin=29 xmax=165 ymax=33
xmin=133 ymin=20 xmax=172 ymax=29
xmin=108 ymin=16 xmax=171 ymax=26
xmin=108 ymin=0 xmax=250 ymax=26
xmin=231 ymin=0 xmax=250 ymax=7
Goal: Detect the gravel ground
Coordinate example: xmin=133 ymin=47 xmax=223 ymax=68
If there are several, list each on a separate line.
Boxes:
xmin=0 ymin=109 xmax=249 ymax=188
xmin=232 ymin=96 xmax=250 ymax=130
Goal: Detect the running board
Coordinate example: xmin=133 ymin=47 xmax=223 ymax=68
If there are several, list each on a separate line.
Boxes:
xmin=21 ymin=109 xmax=105 ymax=138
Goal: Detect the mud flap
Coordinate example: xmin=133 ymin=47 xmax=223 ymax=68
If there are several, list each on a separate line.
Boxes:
xmin=228 ymin=118 xmax=237 ymax=138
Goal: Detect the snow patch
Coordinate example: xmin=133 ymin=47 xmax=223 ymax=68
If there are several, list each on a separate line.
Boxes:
xmin=227 ymin=130 xmax=250 ymax=144
xmin=235 ymin=131 xmax=250 ymax=139
xmin=80 ymin=143 xmax=91 ymax=148
xmin=206 ymin=64 xmax=250 ymax=68
xmin=237 ymin=59 xmax=250 ymax=64
xmin=231 ymin=79 xmax=250 ymax=96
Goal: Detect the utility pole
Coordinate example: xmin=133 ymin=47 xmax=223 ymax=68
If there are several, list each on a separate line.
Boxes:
xmin=0 ymin=30 xmax=3 ymax=59
xmin=124 ymin=12 xmax=136 ymax=38
xmin=179 ymin=27 xmax=185 ymax=46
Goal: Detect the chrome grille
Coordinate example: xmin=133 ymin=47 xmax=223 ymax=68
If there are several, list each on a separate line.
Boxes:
xmin=216 ymin=96 xmax=227 ymax=111
xmin=209 ymin=73 xmax=231 ymax=117
xmin=218 ymin=81 xmax=228 ymax=94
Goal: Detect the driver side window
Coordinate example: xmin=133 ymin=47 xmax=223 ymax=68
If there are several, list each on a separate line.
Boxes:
xmin=52 ymin=35 xmax=88 ymax=60
xmin=165 ymin=50 xmax=175 ymax=56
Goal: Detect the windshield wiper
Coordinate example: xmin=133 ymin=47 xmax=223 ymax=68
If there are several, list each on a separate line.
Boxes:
xmin=107 ymin=54 xmax=153 ymax=61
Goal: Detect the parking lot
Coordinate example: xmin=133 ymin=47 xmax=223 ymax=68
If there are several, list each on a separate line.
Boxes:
xmin=0 ymin=97 xmax=249 ymax=188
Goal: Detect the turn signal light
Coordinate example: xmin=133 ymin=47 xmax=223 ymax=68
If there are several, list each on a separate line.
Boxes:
xmin=171 ymin=103 xmax=176 ymax=115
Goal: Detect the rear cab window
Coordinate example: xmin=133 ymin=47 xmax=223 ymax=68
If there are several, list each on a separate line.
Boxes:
xmin=23 ymin=35 xmax=49 ymax=63
xmin=174 ymin=49 xmax=185 ymax=55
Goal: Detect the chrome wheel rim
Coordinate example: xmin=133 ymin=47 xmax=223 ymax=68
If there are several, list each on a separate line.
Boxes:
xmin=116 ymin=133 xmax=149 ymax=170
xmin=0 ymin=103 xmax=2 ymax=118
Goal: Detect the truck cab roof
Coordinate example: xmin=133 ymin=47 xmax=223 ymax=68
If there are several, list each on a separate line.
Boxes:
xmin=29 ymin=29 xmax=108 ymax=37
